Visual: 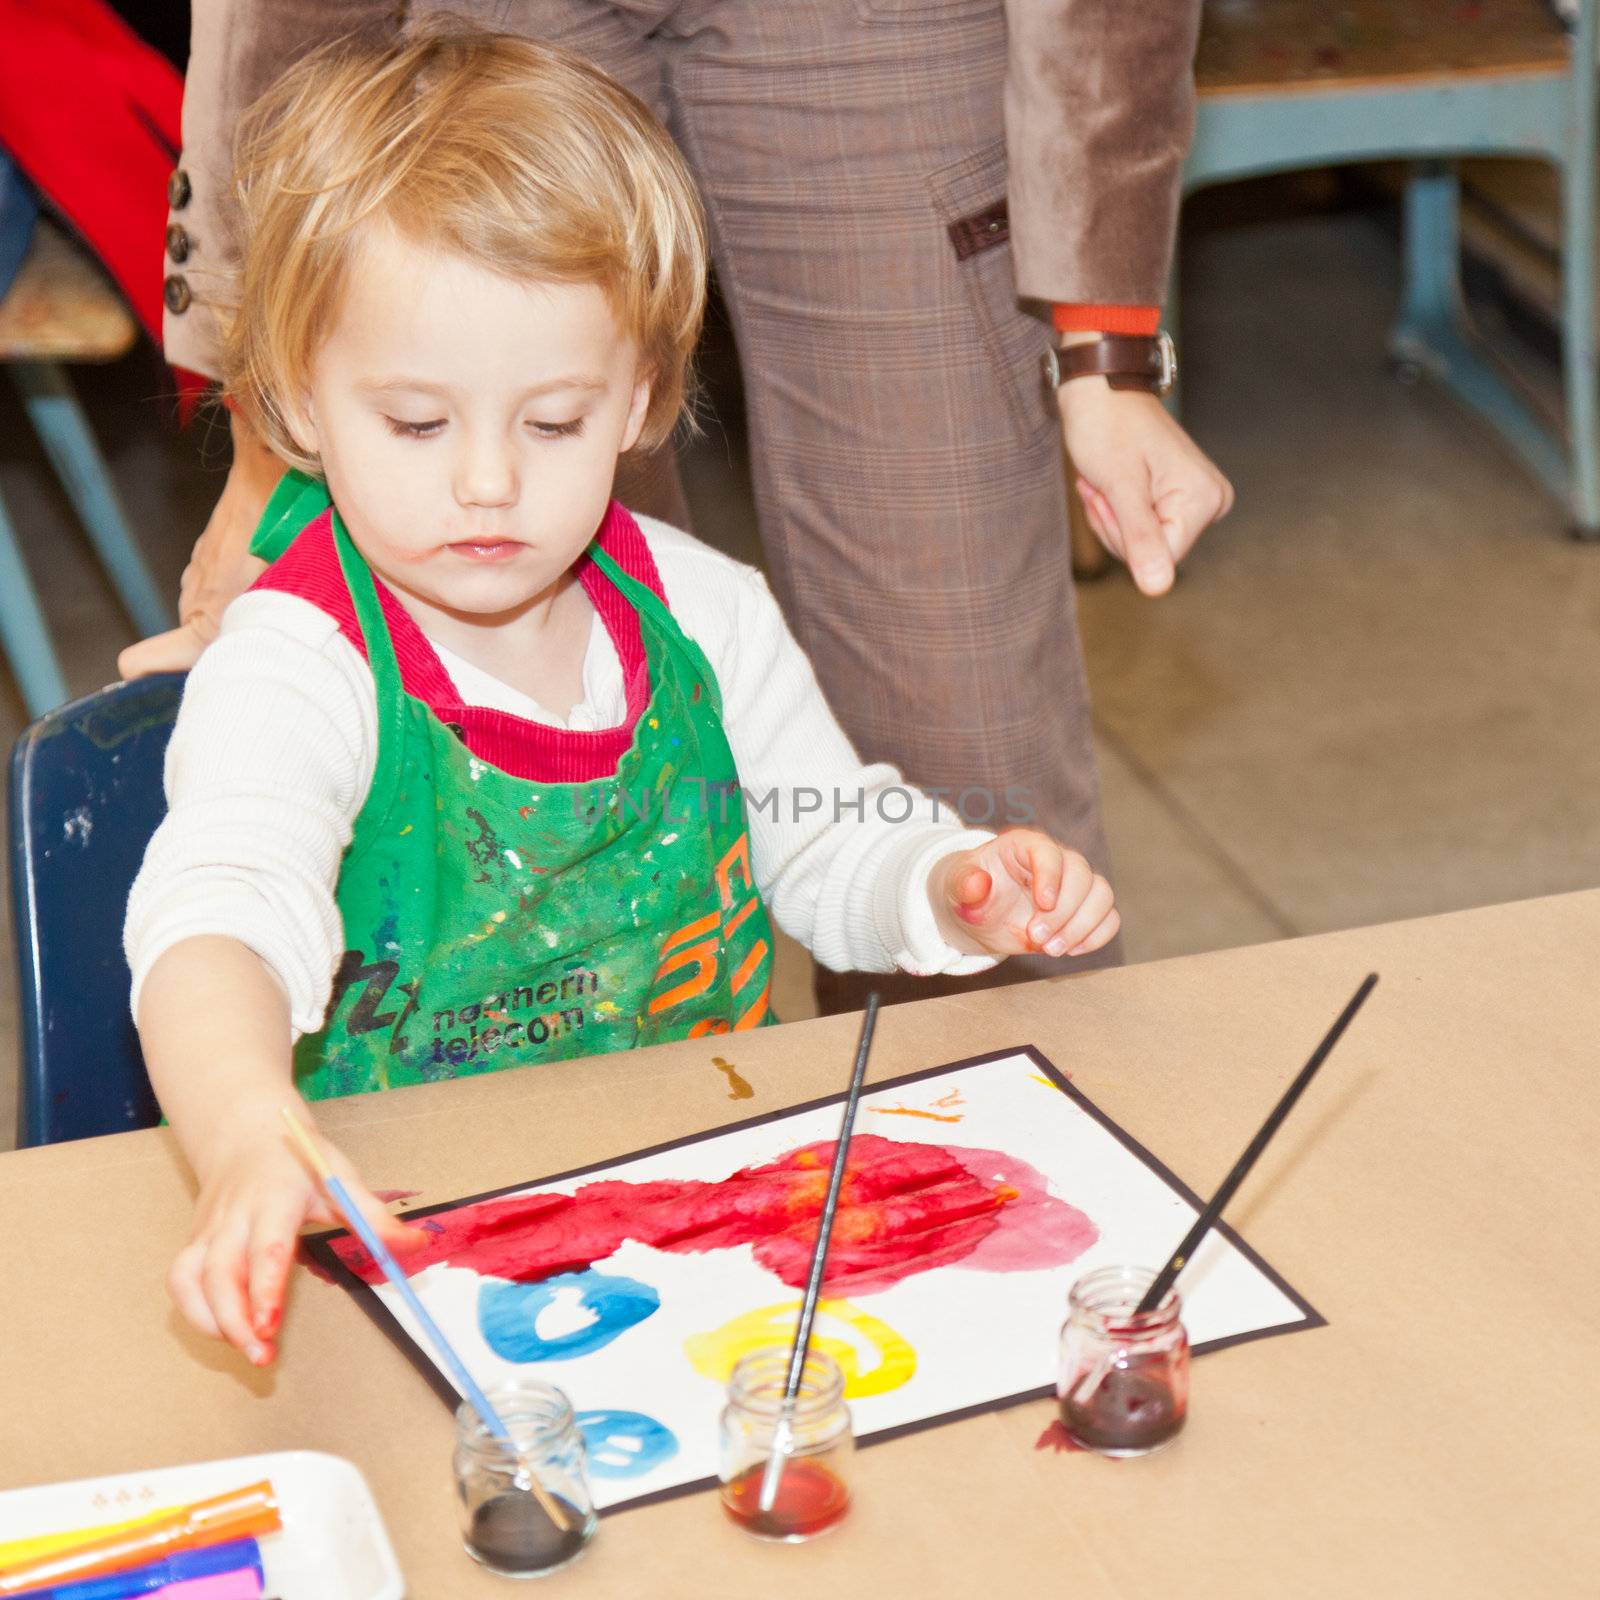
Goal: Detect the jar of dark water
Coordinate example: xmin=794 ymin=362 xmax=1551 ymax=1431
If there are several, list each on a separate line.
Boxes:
xmin=453 ymin=1381 xmax=597 ymax=1577
xmin=719 ymin=1349 xmax=853 ymax=1541
xmin=1057 ymin=1265 xmax=1189 ymax=1457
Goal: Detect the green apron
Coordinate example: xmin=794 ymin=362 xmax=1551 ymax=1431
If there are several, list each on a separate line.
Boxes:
xmin=251 ymin=473 xmax=777 ymax=1100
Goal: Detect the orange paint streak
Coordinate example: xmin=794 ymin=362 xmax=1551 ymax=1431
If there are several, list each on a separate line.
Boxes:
xmin=723 ymin=896 xmax=759 ymax=941
xmin=731 ymin=939 xmax=768 ymax=996
xmin=869 ymin=1105 xmax=964 ymax=1124
xmin=662 ymin=911 xmax=721 ymax=952
xmin=733 ymin=982 xmax=770 ymax=1031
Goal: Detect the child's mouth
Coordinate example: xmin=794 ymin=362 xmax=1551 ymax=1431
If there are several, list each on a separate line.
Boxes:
xmin=447 ymin=540 xmax=524 ymax=562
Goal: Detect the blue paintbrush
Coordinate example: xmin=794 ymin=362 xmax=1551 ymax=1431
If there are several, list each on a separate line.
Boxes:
xmin=279 ymin=1109 xmax=569 ymax=1529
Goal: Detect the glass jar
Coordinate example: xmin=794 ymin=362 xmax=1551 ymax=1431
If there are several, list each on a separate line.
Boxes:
xmin=719 ymin=1349 xmax=853 ymax=1541
xmin=1057 ymin=1264 xmax=1190 ymax=1457
xmin=453 ymin=1380 xmax=597 ymax=1577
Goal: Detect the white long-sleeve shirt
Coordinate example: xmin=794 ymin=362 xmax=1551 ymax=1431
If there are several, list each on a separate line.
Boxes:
xmin=125 ymin=514 xmax=996 ymax=1038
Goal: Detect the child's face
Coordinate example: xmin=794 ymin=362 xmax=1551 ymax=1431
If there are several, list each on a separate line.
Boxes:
xmin=295 ymin=225 xmax=652 ymax=622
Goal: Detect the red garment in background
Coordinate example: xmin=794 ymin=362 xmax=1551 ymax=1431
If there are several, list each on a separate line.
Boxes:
xmin=0 ymin=0 xmax=181 ymax=346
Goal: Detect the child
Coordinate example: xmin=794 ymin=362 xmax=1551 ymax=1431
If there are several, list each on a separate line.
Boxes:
xmin=126 ymin=25 xmax=1118 ymax=1369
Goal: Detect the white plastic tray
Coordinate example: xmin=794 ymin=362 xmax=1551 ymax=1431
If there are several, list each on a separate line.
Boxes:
xmin=0 ymin=1451 xmax=404 ymax=1599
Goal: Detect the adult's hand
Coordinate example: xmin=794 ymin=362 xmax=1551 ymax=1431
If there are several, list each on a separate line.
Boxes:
xmin=1058 ymin=370 xmax=1233 ymax=598
xmin=118 ymin=409 xmax=285 ymax=678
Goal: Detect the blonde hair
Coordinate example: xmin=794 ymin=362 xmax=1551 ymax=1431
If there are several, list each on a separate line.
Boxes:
xmin=223 ymin=22 xmax=707 ymax=469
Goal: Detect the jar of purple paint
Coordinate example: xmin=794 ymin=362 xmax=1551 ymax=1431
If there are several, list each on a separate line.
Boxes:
xmin=454 ymin=1380 xmax=597 ymax=1577
xmin=1056 ymin=1265 xmax=1189 ymax=1457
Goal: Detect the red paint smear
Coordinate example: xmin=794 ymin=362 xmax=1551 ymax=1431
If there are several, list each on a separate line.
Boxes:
xmin=373 ymin=1188 xmax=420 ymax=1205
xmin=331 ymin=1135 xmax=1097 ymax=1295
xmin=1035 ymin=1420 xmax=1086 ymax=1454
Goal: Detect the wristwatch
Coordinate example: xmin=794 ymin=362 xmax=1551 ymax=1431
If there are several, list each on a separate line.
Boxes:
xmin=1042 ymin=331 xmax=1177 ymax=396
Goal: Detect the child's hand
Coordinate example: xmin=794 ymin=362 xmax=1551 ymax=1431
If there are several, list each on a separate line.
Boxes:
xmin=167 ymin=1115 xmax=423 ymax=1367
xmin=931 ymin=829 xmax=1119 ymax=959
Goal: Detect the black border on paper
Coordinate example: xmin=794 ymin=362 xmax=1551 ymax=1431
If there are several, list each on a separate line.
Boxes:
xmin=304 ymin=1044 xmax=1326 ymax=1513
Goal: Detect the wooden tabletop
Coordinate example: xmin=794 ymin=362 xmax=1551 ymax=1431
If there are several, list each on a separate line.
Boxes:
xmin=1196 ymin=0 xmax=1568 ymax=97
xmin=2 ymin=891 xmax=1596 ymax=1598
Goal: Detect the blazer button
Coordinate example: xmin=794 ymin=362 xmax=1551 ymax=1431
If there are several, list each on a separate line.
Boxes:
xmin=165 ymin=224 xmax=191 ymax=264
xmin=167 ymin=168 xmax=192 ymax=209
xmin=164 ymin=274 xmax=192 ymax=314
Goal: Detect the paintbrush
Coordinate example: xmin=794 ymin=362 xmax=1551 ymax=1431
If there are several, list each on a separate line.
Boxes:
xmin=756 ymin=994 xmax=882 ymax=1517
xmin=279 ymin=1109 xmax=570 ymax=1532
xmin=1069 ymin=972 xmax=1379 ymax=1410
xmin=1135 ymin=972 xmax=1378 ymax=1314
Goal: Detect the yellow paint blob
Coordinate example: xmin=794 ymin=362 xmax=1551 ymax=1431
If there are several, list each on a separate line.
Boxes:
xmin=684 ymin=1298 xmax=916 ymax=1399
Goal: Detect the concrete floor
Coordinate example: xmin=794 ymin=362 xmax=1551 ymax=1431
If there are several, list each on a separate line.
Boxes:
xmin=4 ymin=188 xmax=1598 ymax=1148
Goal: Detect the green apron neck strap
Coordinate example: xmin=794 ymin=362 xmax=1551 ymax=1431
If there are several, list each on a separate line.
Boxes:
xmin=329 ymin=510 xmax=406 ymax=704
xmin=251 ymin=468 xmax=333 ymax=564
xmin=586 ymin=540 xmax=722 ymax=715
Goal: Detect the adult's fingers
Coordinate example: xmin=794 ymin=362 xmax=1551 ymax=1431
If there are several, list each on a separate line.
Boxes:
xmin=1156 ymin=473 xmax=1231 ymax=566
xmin=1075 ymin=477 xmax=1120 ymax=555
xmin=117 ymin=623 xmax=209 ymax=680
xmin=1106 ymin=475 xmax=1175 ymax=596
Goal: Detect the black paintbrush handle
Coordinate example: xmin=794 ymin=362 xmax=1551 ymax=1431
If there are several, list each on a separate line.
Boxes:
xmin=783 ymin=993 xmax=882 ymax=1401
xmin=1136 ymin=972 xmax=1379 ymax=1315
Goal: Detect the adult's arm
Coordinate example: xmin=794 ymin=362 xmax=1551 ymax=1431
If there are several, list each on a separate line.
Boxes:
xmin=123 ymin=2 xmax=399 ymax=679
xmin=1003 ymin=0 xmax=1202 ymax=308
xmin=162 ymin=0 xmax=399 ymax=379
xmin=1003 ymin=0 xmax=1232 ymax=597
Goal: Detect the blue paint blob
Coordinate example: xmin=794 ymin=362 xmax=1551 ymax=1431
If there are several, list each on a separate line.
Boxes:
xmin=577 ymin=1409 xmax=679 ymax=1478
xmin=477 ymin=1270 xmax=660 ymax=1362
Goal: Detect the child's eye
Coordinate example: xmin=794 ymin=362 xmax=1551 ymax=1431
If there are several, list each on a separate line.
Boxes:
xmin=529 ymin=419 xmax=585 ymax=440
xmin=384 ymin=416 xmax=445 ymax=439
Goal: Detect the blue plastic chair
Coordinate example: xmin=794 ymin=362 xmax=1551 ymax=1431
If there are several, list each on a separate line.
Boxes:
xmin=10 ymin=673 xmax=182 ymax=1146
xmin=1180 ymin=0 xmax=1600 ymax=535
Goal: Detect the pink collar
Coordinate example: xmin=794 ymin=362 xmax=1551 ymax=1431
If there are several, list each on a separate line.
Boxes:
xmin=250 ymin=502 xmax=670 ymax=782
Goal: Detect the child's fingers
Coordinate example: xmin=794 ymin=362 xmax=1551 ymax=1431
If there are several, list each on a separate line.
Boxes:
xmin=337 ymin=1168 xmax=430 ymax=1255
xmin=167 ymin=1240 xmax=224 ymax=1341
xmin=952 ymin=865 xmax=993 ymax=926
xmin=199 ymin=1220 xmax=270 ymax=1364
xmin=247 ymin=1197 xmax=307 ymax=1344
xmin=1026 ymin=853 xmax=1094 ymax=950
xmin=1027 ymin=842 xmax=1065 ymax=914
xmin=1069 ymin=906 xmax=1121 ymax=956
xmin=1052 ymin=875 xmax=1116 ymax=956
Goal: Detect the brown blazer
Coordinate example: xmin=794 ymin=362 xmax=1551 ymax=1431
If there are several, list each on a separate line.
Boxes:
xmin=162 ymin=0 xmax=1200 ymax=379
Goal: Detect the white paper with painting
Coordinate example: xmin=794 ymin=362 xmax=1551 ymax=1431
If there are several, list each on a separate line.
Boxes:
xmin=314 ymin=1050 xmax=1319 ymax=1509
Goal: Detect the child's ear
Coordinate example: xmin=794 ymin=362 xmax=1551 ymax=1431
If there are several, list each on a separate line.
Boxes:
xmin=619 ymin=372 xmax=653 ymax=454
xmin=282 ymin=389 xmax=321 ymax=460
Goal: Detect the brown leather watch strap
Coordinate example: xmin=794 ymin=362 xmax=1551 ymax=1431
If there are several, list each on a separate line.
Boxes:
xmin=1044 ymin=333 xmax=1175 ymax=394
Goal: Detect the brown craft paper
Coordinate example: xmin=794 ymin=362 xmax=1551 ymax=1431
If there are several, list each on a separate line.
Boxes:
xmin=1 ymin=891 xmax=1596 ymax=1597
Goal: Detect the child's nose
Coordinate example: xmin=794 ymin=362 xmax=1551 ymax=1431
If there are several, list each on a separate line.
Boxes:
xmin=453 ymin=436 xmax=519 ymax=509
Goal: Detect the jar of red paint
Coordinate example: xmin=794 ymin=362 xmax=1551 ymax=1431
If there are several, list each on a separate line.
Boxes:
xmin=719 ymin=1349 xmax=853 ymax=1541
xmin=1057 ymin=1265 xmax=1190 ymax=1457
